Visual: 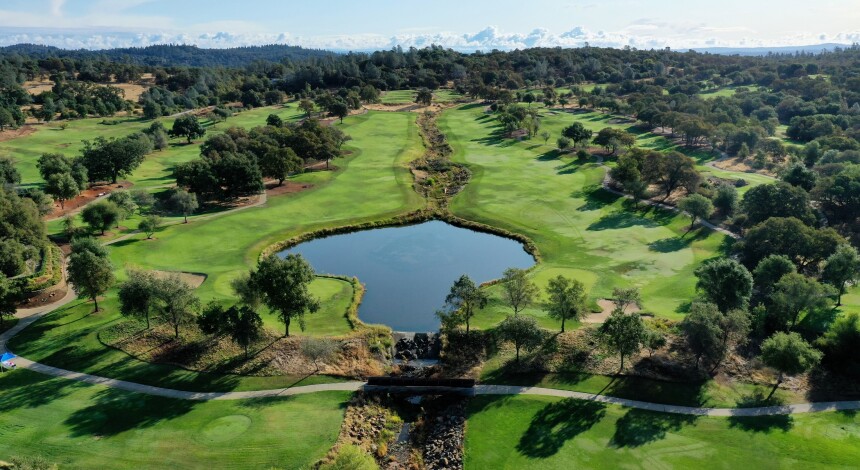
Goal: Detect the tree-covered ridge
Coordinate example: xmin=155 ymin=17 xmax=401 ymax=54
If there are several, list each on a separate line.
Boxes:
xmin=0 ymin=43 xmax=335 ymax=67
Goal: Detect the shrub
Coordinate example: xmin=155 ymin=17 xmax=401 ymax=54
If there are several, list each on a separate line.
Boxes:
xmin=321 ymin=445 xmax=378 ymax=470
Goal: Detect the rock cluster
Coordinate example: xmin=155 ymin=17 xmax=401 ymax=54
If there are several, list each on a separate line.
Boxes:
xmin=421 ymin=400 xmax=465 ymax=470
xmin=395 ymin=333 xmax=441 ymax=360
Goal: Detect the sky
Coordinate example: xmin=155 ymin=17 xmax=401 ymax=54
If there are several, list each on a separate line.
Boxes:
xmin=0 ymin=0 xmax=859 ymax=51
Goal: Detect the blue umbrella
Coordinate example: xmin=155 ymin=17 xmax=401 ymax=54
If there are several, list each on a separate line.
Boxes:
xmin=0 ymin=352 xmax=16 ymax=363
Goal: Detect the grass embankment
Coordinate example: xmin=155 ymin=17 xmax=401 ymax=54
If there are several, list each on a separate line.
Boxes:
xmin=479 ymin=351 xmax=802 ymax=409
xmin=441 ymin=104 xmax=729 ymax=322
xmin=464 ymin=394 xmax=860 ymax=469
xmin=0 ymin=369 xmax=348 ymax=469
xmin=11 ymin=111 xmax=425 ymax=391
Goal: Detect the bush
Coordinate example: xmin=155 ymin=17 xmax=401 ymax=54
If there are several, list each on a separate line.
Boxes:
xmin=24 ymin=245 xmax=63 ymax=292
xmin=817 ymin=312 xmax=860 ymax=376
xmin=557 ymin=136 xmax=571 ymax=150
xmin=321 ymin=445 xmax=378 ymax=470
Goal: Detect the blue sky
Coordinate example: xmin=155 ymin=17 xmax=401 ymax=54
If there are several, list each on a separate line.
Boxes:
xmin=0 ymin=0 xmax=858 ymax=50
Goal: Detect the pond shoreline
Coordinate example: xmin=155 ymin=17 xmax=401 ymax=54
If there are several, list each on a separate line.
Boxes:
xmin=274 ymin=215 xmax=536 ymax=332
xmin=260 ymin=209 xmax=541 ymax=264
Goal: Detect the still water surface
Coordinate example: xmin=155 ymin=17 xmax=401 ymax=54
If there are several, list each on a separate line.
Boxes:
xmin=280 ymin=221 xmax=534 ymax=331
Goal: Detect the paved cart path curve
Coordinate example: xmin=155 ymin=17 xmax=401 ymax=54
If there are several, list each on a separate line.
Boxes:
xmin=5 ymin=300 xmax=860 ymax=415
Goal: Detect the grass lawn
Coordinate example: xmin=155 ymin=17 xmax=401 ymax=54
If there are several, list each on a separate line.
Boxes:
xmin=107 ymin=110 xmax=424 ymax=303
xmin=442 ymin=105 xmax=730 ymax=320
xmin=698 ymin=85 xmax=764 ymax=100
xmin=10 ymin=111 xmax=424 ymax=391
xmin=9 ymin=293 xmax=352 ymax=392
xmin=3 ymin=104 xmax=305 ymax=188
xmin=464 ymin=395 xmax=860 ymax=469
xmin=381 ymin=89 xmax=417 ymax=104
xmin=0 ymin=369 xmax=348 ymax=469
xmin=433 ymin=89 xmax=464 ymax=102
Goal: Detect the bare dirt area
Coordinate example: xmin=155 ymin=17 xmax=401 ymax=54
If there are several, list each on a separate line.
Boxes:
xmin=114 ymin=83 xmax=148 ymax=102
xmin=583 ymin=299 xmax=641 ymax=323
xmin=24 ymin=76 xmax=151 ymax=102
xmin=150 ymin=270 xmax=207 ymax=288
xmin=265 ymin=180 xmax=314 ymax=197
xmin=0 ymin=125 xmax=37 ymax=142
xmin=47 ymin=181 xmax=134 ymax=220
xmin=22 ymin=79 xmax=54 ymax=95
xmin=363 ymin=102 xmax=453 ymax=113
xmin=712 ymin=157 xmax=777 ymax=177
xmin=17 ymin=281 xmax=68 ymax=309
xmin=303 ymin=160 xmax=338 ymax=172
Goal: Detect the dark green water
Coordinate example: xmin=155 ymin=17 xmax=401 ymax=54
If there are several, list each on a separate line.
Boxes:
xmin=280 ymin=221 xmax=534 ymax=331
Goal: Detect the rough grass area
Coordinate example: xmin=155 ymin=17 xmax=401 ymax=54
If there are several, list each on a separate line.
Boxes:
xmin=479 ymin=348 xmax=803 ymax=409
xmin=2 ymin=104 xmax=305 ymax=188
xmin=0 ymin=369 xmax=348 ymax=469
xmin=464 ymin=395 xmax=860 ymax=469
xmin=9 ymin=285 xmax=354 ymax=392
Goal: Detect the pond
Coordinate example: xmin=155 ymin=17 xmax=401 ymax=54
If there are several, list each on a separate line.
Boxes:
xmin=279 ymin=221 xmax=535 ymax=332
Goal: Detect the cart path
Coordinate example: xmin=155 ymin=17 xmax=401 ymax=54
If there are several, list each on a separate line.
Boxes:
xmin=594 ymin=155 xmax=740 ymax=239
xmin=5 ymin=301 xmax=860 ymax=414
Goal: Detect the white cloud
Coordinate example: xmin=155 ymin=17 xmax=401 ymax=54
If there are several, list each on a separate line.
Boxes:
xmin=50 ymin=0 xmax=65 ymax=17
xmin=0 ymin=24 xmax=856 ymax=52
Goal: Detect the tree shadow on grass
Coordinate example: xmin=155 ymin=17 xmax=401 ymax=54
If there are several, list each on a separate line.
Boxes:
xmin=575 ymin=186 xmax=619 ymax=212
xmin=587 ymin=211 xmax=659 ymax=231
xmin=459 ymin=102 xmax=487 ymax=110
xmin=727 ymin=391 xmax=794 ymax=433
xmin=648 ymin=237 xmax=691 ymax=253
xmin=63 ymin=387 xmax=197 ymax=437
xmin=602 ymin=376 xmax=709 ymax=408
xmin=0 ymin=370 xmax=87 ymax=414
xmin=795 ymin=307 xmax=839 ymax=339
xmin=516 ymin=399 xmax=607 ymax=458
xmin=609 ymin=408 xmax=698 ymax=448
xmin=557 ymin=160 xmax=580 ymax=175
xmin=537 ymin=149 xmax=561 ymax=161
xmin=647 ymin=228 xmax=709 ymax=252
xmin=108 ymin=239 xmax=138 ymax=248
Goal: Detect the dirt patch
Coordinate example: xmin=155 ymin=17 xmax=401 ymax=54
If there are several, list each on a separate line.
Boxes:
xmin=113 ymin=82 xmax=148 ymax=102
xmin=302 ymin=160 xmax=337 ymax=172
xmin=150 ymin=270 xmax=207 ymax=288
xmin=363 ymin=102 xmax=453 ymax=113
xmin=265 ymin=180 xmax=313 ymax=197
xmin=46 ymin=181 xmax=134 ymax=220
xmin=583 ymin=299 xmax=641 ymax=324
xmin=24 ymin=77 xmax=150 ymax=102
xmin=202 ymin=193 xmax=263 ymax=212
xmin=22 ymin=79 xmax=54 ymax=95
xmin=712 ymin=158 xmax=777 ymax=177
xmin=0 ymin=125 xmax=37 ymax=142
xmin=17 ymin=282 xmax=68 ymax=309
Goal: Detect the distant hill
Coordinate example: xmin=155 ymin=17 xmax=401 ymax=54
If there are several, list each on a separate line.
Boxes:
xmin=0 ymin=43 xmax=336 ymax=67
xmin=690 ymin=43 xmax=853 ymax=56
